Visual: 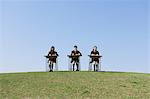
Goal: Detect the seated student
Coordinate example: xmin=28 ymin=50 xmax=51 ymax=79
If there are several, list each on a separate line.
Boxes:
xmin=47 ymin=46 xmax=58 ymax=72
xmin=70 ymin=45 xmax=82 ymax=71
xmin=90 ymin=46 xmax=100 ymax=71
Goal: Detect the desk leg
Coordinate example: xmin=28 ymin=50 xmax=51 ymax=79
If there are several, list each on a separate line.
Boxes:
xmin=79 ymin=62 xmax=81 ymax=71
xmin=79 ymin=57 xmax=81 ymax=71
xmin=68 ymin=58 xmax=71 ymax=71
xmin=88 ymin=58 xmax=92 ymax=71
xmin=94 ymin=64 xmax=96 ymax=71
xmin=45 ymin=58 xmax=48 ymax=72
xmin=99 ymin=58 xmax=101 ymax=71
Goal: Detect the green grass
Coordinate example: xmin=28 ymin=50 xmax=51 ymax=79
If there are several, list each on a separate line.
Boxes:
xmin=0 ymin=71 xmax=150 ymax=99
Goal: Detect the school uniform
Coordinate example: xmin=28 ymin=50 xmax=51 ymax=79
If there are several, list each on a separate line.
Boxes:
xmin=48 ymin=50 xmax=58 ymax=63
xmin=71 ymin=50 xmax=82 ymax=63
xmin=90 ymin=50 xmax=99 ymax=63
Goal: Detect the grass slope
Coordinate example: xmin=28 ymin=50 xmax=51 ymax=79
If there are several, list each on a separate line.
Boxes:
xmin=0 ymin=71 xmax=150 ymax=99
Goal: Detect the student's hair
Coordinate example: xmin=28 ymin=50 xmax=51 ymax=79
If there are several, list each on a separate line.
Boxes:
xmin=92 ymin=46 xmax=97 ymax=51
xmin=74 ymin=45 xmax=77 ymax=48
xmin=51 ymin=46 xmax=55 ymax=49
xmin=94 ymin=46 xmax=97 ymax=49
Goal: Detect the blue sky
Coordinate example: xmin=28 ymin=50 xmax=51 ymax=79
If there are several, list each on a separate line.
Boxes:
xmin=0 ymin=0 xmax=149 ymax=73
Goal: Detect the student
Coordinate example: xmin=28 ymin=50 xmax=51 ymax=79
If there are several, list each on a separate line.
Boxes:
xmin=90 ymin=46 xmax=100 ymax=71
xmin=70 ymin=45 xmax=82 ymax=71
xmin=47 ymin=46 xmax=58 ymax=72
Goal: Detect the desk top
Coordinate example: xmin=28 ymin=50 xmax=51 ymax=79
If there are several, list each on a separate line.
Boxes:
xmin=44 ymin=55 xmax=58 ymax=58
xmin=88 ymin=55 xmax=102 ymax=58
xmin=67 ymin=55 xmax=82 ymax=58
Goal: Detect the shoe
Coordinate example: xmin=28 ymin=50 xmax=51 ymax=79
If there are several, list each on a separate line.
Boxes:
xmin=49 ymin=70 xmax=53 ymax=72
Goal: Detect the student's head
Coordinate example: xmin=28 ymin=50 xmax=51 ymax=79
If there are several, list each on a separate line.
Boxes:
xmin=74 ymin=45 xmax=77 ymax=51
xmin=93 ymin=46 xmax=97 ymax=51
xmin=51 ymin=46 xmax=55 ymax=51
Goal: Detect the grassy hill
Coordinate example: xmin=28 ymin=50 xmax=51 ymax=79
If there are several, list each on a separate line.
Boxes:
xmin=0 ymin=71 xmax=150 ymax=99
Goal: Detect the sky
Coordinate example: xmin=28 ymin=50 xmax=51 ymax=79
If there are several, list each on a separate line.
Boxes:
xmin=0 ymin=0 xmax=149 ymax=73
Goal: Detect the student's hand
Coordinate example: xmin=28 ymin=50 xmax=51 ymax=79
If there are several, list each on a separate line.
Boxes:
xmin=71 ymin=53 xmax=75 ymax=56
xmin=76 ymin=54 xmax=80 ymax=56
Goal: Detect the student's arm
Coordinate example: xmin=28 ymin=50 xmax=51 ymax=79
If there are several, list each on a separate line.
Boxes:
xmin=76 ymin=51 xmax=82 ymax=56
xmin=79 ymin=51 xmax=82 ymax=56
xmin=93 ymin=51 xmax=99 ymax=56
xmin=56 ymin=52 xmax=59 ymax=56
xmin=51 ymin=52 xmax=57 ymax=56
xmin=97 ymin=51 xmax=99 ymax=56
xmin=91 ymin=51 xmax=95 ymax=56
xmin=90 ymin=51 xmax=93 ymax=55
xmin=71 ymin=51 xmax=74 ymax=56
xmin=91 ymin=51 xmax=99 ymax=56
xmin=47 ymin=52 xmax=50 ymax=56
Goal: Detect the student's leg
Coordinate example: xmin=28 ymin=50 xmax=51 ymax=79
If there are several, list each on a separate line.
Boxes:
xmin=89 ymin=58 xmax=92 ymax=71
xmin=76 ymin=62 xmax=79 ymax=71
xmin=72 ymin=61 xmax=75 ymax=71
xmin=90 ymin=62 xmax=93 ymax=71
xmin=90 ymin=59 xmax=94 ymax=71
xmin=76 ymin=59 xmax=80 ymax=71
xmin=93 ymin=61 xmax=96 ymax=71
xmin=51 ymin=62 xmax=53 ymax=71
xmin=53 ymin=59 xmax=58 ymax=71
xmin=49 ymin=61 xmax=52 ymax=72
xmin=95 ymin=62 xmax=98 ymax=71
